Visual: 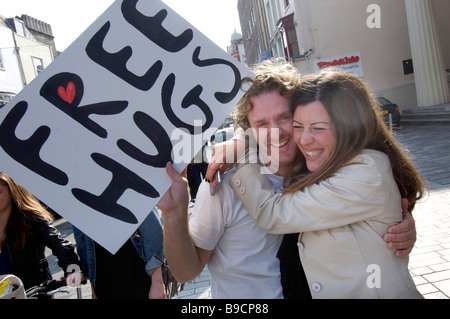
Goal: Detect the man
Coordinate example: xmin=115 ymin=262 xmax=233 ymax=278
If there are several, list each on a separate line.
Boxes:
xmin=157 ymin=59 xmax=416 ymax=299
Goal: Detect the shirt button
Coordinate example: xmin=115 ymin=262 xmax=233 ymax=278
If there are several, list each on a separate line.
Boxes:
xmin=312 ymin=282 xmax=322 ymax=293
xmin=234 ymin=179 xmax=241 ymax=187
xmin=239 ymin=187 xmax=246 ymax=195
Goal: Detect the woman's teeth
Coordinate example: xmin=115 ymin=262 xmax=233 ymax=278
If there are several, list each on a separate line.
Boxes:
xmin=306 ymin=150 xmax=323 ymax=158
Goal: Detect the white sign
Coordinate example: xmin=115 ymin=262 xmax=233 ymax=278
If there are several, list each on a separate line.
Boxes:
xmin=314 ymin=52 xmax=364 ymax=78
xmin=0 ymin=0 xmax=249 ymax=253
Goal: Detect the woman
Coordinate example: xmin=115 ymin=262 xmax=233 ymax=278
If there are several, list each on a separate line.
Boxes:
xmin=0 ymin=171 xmax=81 ymax=289
xmin=229 ymin=70 xmax=426 ymax=298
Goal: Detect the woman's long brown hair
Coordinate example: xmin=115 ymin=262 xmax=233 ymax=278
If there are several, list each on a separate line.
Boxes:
xmin=284 ymin=70 xmax=426 ymax=213
xmin=1 ymin=171 xmax=54 ymax=250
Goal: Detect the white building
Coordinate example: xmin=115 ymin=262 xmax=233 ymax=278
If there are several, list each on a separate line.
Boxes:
xmin=239 ymin=0 xmax=450 ymax=111
xmin=0 ymin=17 xmax=23 ymax=106
xmin=228 ymin=29 xmax=247 ymax=65
xmin=0 ymin=15 xmax=54 ymax=107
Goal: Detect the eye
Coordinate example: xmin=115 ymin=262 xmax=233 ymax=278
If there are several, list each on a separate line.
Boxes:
xmin=255 ymin=122 xmax=268 ymax=128
xmin=279 ymin=114 xmax=293 ymax=122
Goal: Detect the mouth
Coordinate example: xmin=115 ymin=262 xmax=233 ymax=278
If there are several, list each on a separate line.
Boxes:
xmin=305 ymin=150 xmax=324 ymax=158
xmin=271 ymin=139 xmax=289 ymax=148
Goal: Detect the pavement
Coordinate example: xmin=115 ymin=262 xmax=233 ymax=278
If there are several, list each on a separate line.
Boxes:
xmin=47 ymin=124 xmax=450 ymax=299
xmin=395 ymin=125 xmax=450 ymax=299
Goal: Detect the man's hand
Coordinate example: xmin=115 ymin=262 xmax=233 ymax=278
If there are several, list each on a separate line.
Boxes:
xmin=149 ymin=267 xmax=167 ymax=299
xmin=383 ymin=198 xmax=417 ymax=258
xmin=205 ymin=139 xmax=240 ymax=182
xmin=156 ymin=162 xmax=190 ymax=215
xmin=157 ymin=163 xmax=211 ymax=283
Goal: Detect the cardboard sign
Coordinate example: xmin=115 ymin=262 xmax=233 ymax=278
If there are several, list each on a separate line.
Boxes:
xmin=0 ymin=0 xmax=249 ymax=253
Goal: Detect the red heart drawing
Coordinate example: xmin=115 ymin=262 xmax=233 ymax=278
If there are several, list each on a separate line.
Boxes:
xmin=58 ymin=82 xmax=76 ymax=104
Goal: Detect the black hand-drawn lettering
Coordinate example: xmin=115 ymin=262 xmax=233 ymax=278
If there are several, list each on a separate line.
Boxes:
xmin=192 ymin=46 xmax=241 ymax=104
xmin=86 ymin=22 xmax=163 ymax=91
xmin=40 ymin=72 xmax=129 ymax=138
xmin=122 ymin=0 xmax=193 ymax=53
xmin=72 ymin=153 xmax=159 ymax=224
xmin=117 ymin=111 xmax=173 ymax=167
xmin=0 ymin=101 xmax=68 ymax=185
xmin=161 ymin=73 xmax=213 ymax=134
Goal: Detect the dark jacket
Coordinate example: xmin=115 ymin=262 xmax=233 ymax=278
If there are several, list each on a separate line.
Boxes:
xmin=277 ymin=233 xmax=311 ymax=299
xmin=6 ymin=213 xmax=80 ymax=289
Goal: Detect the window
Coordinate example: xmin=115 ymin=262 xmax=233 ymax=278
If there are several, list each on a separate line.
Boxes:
xmin=265 ymin=0 xmax=277 ymax=35
xmin=251 ymin=9 xmax=256 ymax=27
xmin=0 ymin=50 xmax=5 ymax=71
xmin=278 ymin=14 xmax=300 ymax=59
xmin=287 ymin=26 xmax=300 ymax=57
xmin=270 ymin=0 xmax=279 ymax=20
xmin=256 ymin=39 xmax=261 ymax=59
xmin=0 ymin=93 xmax=16 ymax=108
xmin=32 ymin=57 xmax=44 ymax=75
xmin=403 ymin=59 xmax=414 ymax=75
xmin=14 ymin=19 xmax=25 ymax=37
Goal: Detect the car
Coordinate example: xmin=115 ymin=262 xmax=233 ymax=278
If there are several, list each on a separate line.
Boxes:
xmin=0 ymin=92 xmax=16 ymax=109
xmin=210 ymin=127 xmax=235 ymax=145
xmin=376 ymin=96 xmax=401 ymax=128
xmin=203 ymin=127 xmax=235 ymax=163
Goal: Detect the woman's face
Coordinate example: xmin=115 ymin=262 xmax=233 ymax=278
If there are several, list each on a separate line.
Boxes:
xmin=293 ymin=101 xmax=337 ymax=172
xmin=0 ymin=183 xmax=12 ymax=216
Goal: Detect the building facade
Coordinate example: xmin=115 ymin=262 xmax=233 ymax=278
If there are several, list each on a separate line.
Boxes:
xmin=228 ymin=30 xmax=247 ymax=65
xmin=237 ymin=0 xmax=450 ymax=111
xmin=20 ymin=15 xmax=58 ymax=59
xmin=0 ymin=17 xmax=23 ymax=106
xmin=238 ymin=0 xmax=261 ymax=65
xmin=0 ymin=15 xmax=55 ymax=107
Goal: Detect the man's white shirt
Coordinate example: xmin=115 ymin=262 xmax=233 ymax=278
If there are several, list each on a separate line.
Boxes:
xmin=189 ymin=167 xmax=284 ymax=299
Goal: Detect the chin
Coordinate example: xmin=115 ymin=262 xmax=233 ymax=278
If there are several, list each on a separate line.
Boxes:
xmin=306 ymin=163 xmax=320 ymax=172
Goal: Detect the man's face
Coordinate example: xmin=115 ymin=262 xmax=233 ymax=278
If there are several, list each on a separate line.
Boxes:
xmin=247 ymin=90 xmax=298 ymax=176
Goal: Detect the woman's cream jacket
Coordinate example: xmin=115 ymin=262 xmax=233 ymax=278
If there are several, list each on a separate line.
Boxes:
xmin=230 ymin=149 xmax=422 ymax=299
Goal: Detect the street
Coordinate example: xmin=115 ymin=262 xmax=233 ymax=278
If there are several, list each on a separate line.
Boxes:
xmin=396 ymin=125 xmax=450 ymax=298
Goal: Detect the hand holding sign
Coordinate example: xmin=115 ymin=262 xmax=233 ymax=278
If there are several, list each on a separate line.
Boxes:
xmin=155 ymin=162 xmax=190 ymax=220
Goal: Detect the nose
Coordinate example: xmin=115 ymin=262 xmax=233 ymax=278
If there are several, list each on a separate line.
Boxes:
xmin=299 ymin=129 xmax=313 ymax=146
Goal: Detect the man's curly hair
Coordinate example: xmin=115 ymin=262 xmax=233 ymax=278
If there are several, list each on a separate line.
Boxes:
xmin=231 ymin=58 xmax=300 ymax=131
